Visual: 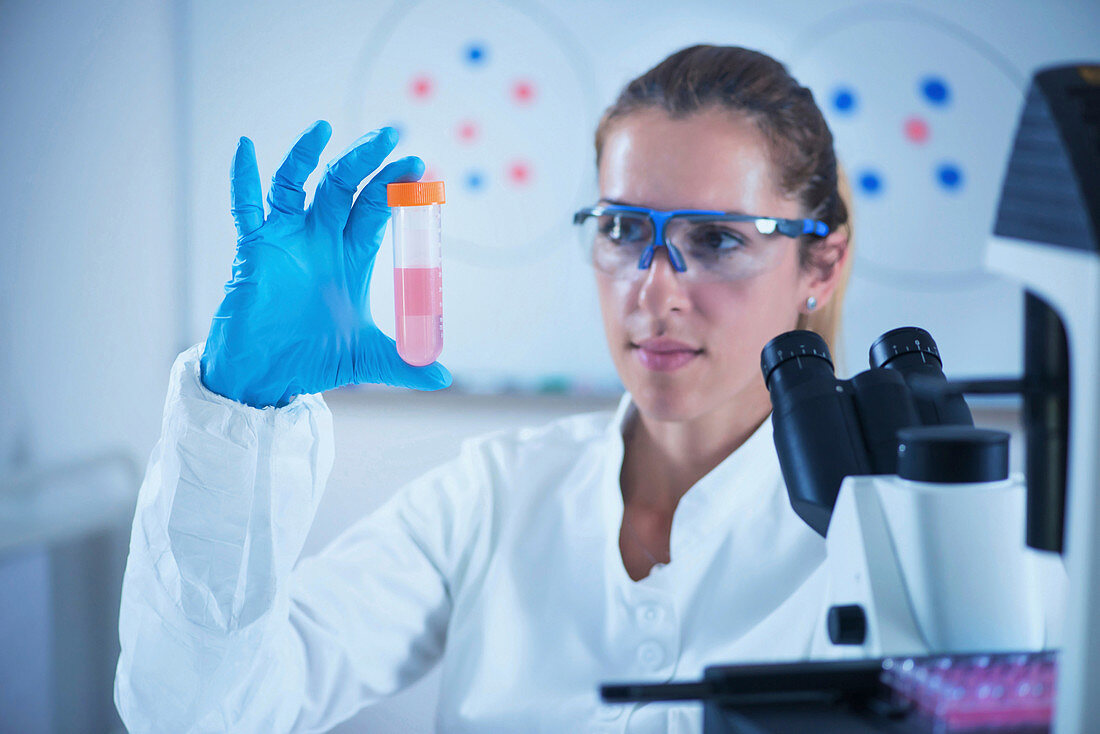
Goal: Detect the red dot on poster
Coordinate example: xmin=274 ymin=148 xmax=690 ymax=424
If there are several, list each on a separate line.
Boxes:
xmin=904 ymin=116 xmax=930 ymax=144
xmin=409 ymin=75 xmax=434 ymax=100
xmin=456 ymin=119 xmax=479 ymax=143
xmin=508 ymin=161 xmax=532 ymax=185
xmin=512 ymin=79 xmax=536 ymax=105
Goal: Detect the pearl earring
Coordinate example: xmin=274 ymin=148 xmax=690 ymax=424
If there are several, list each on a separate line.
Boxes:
xmin=806 ymin=296 xmax=817 ymax=312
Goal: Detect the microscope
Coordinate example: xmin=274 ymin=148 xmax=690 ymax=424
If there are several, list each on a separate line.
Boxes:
xmin=601 ymin=63 xmax=1100 ymax=732
xmin=766 ymin=325 xmax=1048 ymax=662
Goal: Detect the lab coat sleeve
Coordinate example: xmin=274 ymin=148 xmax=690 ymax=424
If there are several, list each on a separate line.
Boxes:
xmin=115 ymin=344 xmax=492 ymax=733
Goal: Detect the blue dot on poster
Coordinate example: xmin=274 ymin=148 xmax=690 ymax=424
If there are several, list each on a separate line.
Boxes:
xmin=466 ymin=170 xmax=486 ymax=191
xmin=921 ymin=76 xmax=950 ymax=106
xmin=937 ymin=162 xmax=963 ymax=191
xmin=465 ymin=42 xmax=488 ymax=66
xmin=858 ymin=170 xmax=883 ymax=196
xmin=832 ymin=86 xmax=857 ymax=114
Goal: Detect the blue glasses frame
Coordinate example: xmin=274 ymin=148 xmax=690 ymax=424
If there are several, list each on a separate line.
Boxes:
xmin=573 ymin=203 xmax=830 ymax=273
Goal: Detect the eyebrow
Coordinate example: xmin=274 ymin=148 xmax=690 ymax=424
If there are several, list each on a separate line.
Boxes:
xmin=597 ymin=198 xmax=752 ymax=217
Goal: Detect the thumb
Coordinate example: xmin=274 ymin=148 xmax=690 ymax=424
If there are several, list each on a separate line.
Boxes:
xmin=354 ymin=332 xmax=452 ymax=391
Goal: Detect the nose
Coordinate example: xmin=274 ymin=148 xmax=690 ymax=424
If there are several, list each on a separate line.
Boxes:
xmin=636 ymin=245 xmax=691 ymax=315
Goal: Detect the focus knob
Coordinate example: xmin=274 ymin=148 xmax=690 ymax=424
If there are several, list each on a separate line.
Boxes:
xmin=827 ymin=604 xmax=868 ymax=646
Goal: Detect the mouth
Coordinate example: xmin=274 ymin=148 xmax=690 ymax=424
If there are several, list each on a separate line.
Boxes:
xmin=632 ymin=337 xmax=703 ymax=372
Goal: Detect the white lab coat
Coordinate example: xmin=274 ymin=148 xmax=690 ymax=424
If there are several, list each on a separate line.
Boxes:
xmin=114 ymin=345 xmax=829 ymax=733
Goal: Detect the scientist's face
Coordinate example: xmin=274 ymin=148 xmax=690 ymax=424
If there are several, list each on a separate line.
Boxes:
xmin=595 ymin=106 xmax=811 ymax=424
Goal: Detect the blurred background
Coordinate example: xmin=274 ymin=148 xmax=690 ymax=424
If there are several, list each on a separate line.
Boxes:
xmin=1 ymin=0 xmax=1098 ymax=732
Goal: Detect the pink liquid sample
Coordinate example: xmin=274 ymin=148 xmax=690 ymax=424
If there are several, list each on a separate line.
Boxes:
xmin=882 ymin=652 xmax=1056 ymax=732
xmin=394 ymin=267 xmax=443 ymax=366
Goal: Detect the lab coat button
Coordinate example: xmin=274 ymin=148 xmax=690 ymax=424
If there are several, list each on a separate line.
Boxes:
xmin=636 ymin=603 xmax=666 ymax=629
xmin=596 ymin=703 xmax=625 ymax=721
xmin=637 ymin=641 xmax=666 ymax=670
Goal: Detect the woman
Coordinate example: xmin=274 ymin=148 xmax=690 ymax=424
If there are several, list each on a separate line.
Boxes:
xmin=115 ymin=45 xmax=852 ymax=733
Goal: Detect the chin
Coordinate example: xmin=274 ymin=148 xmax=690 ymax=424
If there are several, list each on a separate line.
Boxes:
xmin=625 ymin=373 xmax=710 ymax=423
xmin=636 ymin=399 xmax=699 ymax=424
xmin=620 ymin=350 xmax=769 ymax=427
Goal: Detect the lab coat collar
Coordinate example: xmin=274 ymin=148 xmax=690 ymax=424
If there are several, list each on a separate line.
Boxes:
xmin=601 ymin=393 xmax=782 ymax=579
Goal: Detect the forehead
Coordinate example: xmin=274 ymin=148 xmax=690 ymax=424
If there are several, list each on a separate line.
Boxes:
xmin=598 ymin=107 xmax=796 ymax=216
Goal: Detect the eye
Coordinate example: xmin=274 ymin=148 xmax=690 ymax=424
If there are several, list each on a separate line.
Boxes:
xmin=597 ymin=214 xmax=648 ymax=245
xmin=687 ymin=224 xmax=748 ymax=252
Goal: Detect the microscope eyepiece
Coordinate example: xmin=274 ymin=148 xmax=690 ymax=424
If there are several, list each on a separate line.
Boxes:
xmin=761 ymin=330 xmax=834 ymax=391
xmin=761 ymin=326 xmax=973 ymax=535
xmin=869 ymin=326 xmax=942 ymax=370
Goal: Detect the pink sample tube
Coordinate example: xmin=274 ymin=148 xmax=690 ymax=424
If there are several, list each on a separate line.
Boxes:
xmin=387 ymin=181 xmax=445 ymax=366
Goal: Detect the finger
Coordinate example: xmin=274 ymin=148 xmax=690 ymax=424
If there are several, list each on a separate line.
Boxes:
xmin=345 ymin=155 xmax=422 ymax=260
xmin=311 ymin=126 xmax=399 ymax=227
xmin=343 ymin=156 xmax=425 ymax=299
xmin=346 ymin=154 xmax=425 ymax=237
xmin=230 ymin=137 xmax=264 ymax=238
xmin=267 ymin=120 xmax=332 ymax=216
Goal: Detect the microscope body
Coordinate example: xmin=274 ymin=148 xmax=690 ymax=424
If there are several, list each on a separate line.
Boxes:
xmin=988 ymin=206 xmax=1100 ymax=734
xmin=811 ymin=473 xmax=1047 ymax=661
xmin=762 ymin=328 xmax=1052 ymax=662
xmin=762 ymin=327 xmax=972 ymax=537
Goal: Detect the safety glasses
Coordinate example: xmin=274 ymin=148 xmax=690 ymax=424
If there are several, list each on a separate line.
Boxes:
xmin=573 ymin=203 xmax=829 ymax=283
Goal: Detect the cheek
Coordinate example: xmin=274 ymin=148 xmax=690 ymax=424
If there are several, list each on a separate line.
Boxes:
xmin=696 ymin=271 xmax=802 ymax=359
xmin=595 ymin=273 xmax=636 ymax=331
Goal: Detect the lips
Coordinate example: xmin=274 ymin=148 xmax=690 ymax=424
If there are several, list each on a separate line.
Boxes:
xmin=633 ymin=337 xmax=702 ymax=372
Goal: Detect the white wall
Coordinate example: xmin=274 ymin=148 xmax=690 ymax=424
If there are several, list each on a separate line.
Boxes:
xmin=0 ymin=0 xmax=179 ymax=472
xmin=0 ymin=2 xmax=178 ymax=732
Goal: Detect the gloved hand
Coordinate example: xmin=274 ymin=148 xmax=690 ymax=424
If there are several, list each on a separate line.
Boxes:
xmin=200 ymin=121 xmax=452 ymax=408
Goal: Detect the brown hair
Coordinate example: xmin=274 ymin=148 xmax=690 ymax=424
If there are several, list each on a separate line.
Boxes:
xmin=594 ymin=44 xmax=854 ymax=354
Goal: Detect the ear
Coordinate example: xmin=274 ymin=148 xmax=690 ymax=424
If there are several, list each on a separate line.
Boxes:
xmin=798 ymin=227 xmax=850 ymax=313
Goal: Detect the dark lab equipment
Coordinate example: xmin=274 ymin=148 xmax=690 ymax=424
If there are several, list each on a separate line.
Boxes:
xmin=760 ymin=327 xmax=973 ymax=536
xmin=602 ymin=652 xmax=1057 ymax=733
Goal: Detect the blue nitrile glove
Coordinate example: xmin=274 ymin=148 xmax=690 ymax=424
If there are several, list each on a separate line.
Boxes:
xmin=200 ymin=121 xmax=452 ymax=408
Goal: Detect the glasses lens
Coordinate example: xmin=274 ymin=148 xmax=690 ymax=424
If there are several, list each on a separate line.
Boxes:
xmin=576 ymin=210 xmax=653 ymax=276
xmin=665 ymin=217 xmax=783 ymax=282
